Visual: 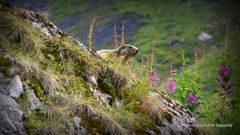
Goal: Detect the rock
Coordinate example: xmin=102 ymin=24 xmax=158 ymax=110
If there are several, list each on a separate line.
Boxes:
xmin=0 ymin=71 xmax=23 ymax=99
xmin=140 ymin=92 xmax=201 ymax=135
xmin=87 ymin=75 xmax=98 ymax=86
xmin=9 ymin=75 xmax=23 ymax=98
xmin=0 ymin=51 xmax=23 ymax=99
xmin=73 ymin=116 xmax=81 ymax=129
xmin=93 ymin=89 xmax=112 ymax=109
xmin=0 ymin=94 xmax=26 ymax=135
xmin=115 ymin=97 xmax=123 ymax=107
xmin=29 ymin=89 xmax=44 ymax=110
xmin=32 ymin=22 xmax=52 ymax=37
xmin=0 ymin=49 xmax=26 ymax=134
xmin=72 ymin=116 xmax=86 ymax=135
xmin=198 ymin=32 xmax=213 ymax=42
xmin=169 ymin=39 xmax=184 ymax=45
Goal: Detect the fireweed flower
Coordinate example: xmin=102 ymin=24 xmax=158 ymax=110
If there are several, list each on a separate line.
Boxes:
xmin=219 ymin=88 xmax=233 ymax=96
xmin=218 ymin=65 xmax=230 ymax=75
xmin=225 ymin=88 xmax=233 ymax=94
xmin=186 ymin=92 xmax=198 ymax=103
xmin=149 ymin=68 xmax=158 ymax=87
xmin=216 ymin=64 xmax=233 ymax=95
xmin=167 ymin=79 xmax=176 ymax=95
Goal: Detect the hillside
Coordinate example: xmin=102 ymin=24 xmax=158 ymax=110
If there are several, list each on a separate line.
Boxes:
xmin=0 ymin=4 xmax=202 ymax=135
xmin=6 ymin=0 xmax=229 ymax=83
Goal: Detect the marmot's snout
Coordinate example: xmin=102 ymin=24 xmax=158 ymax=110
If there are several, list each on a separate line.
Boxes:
xmin=126 ymin=45 xmax=138 ymax=56
xmin=135 ymin=48 xmax=139 ymax=55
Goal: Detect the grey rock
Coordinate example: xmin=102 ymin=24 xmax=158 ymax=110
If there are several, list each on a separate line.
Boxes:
xmin=140 ymin=91 xmax=201 ymax=135
xmin=0 ymin=71 xmax=23 ymax=99
xmin=73 ymin=116 xmax=81 ymax=129
xmin=87 ymin=75 xmax=98 ymax=86
xmin=198 ymin=32 xmax=213 ymax=42
xmin=0 ymin=94 xmax=26 ymax=135
xmin=93 ymin=89 xmax=112 ymax=109
xmin=29 ymin=89 xmax=43 ymax=110
xmin=9 ymin=75 xmax=23 ymax=99
xmin=115 ymin=97 xmax=123 ymax=107
xmin=72 ymin=116 xmax=86 ymax=135
xmin=32 ymin=22 xmax=52 ymax=37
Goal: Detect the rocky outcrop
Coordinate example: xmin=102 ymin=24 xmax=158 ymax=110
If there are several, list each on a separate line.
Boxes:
xmin=141 ymin=92 xmax=200 ymax=135
xmin=0 ymin=52 xmax=26 ymax=135
xmin=0 ymin=94 xmax=26 ymax=135
xmin=0 ymin=72 xmax=23 ymax=99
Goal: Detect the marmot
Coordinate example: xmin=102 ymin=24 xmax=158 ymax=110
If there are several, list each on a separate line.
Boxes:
xmin=97 ymin=44 xmax=139 ymax=63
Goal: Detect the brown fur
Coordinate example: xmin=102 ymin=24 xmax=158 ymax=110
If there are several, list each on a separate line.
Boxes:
xmin=97 ymin=44 xmax=139 ymax=63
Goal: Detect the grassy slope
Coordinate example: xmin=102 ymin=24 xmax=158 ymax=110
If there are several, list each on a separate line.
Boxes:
xmin=0 ymin=6 xmax=164 ymax=134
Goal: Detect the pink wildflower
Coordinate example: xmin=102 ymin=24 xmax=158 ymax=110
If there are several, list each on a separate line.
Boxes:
xmin=167 ymin=79 xmax=176 ymax=95
xmin=149 ymin=68 xmax=158 ymax=87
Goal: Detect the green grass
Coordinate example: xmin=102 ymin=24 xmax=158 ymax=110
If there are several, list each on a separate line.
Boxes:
xmin=48 ymin=0 xmax=226 ymax=81
xmin=197 ymin=14 xmax=240 ymax=135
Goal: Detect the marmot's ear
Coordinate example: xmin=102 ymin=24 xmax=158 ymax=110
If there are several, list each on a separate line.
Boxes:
xmin=121 ymin=45 xmax=127 ymax=49
xmin=120 ymin=46 xmax=128 ymax=55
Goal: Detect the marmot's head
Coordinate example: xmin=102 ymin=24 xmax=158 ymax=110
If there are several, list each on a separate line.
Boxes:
xmin=115 ymin=44 xmax=139 ymax=57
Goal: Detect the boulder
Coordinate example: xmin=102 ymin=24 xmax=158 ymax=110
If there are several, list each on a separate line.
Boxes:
xmin=198 ymin=32 xmax=213 ymax=42
xmin=8 ymin=75 xmax=23 ymax=99
xmin=0 ymin=51 xmax=23 ymax=98
xmin=86 ymin=75 xmax=98 ymax=86
xmin=0 ymin=94 xmax=26 ymax=135
xmin=29 ymin=89 xmax=44 ymax=110
xmin=73 ymin=116 xmax=87 ymax=135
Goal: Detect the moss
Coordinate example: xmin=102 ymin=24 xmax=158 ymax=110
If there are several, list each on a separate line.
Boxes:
xmin=31 ymin=79 xmax=46 ymax=101
xmin=24 ymin=112 xmax=40 ymax=134
xmin=24 ymin=107 xmax=48 ymax=134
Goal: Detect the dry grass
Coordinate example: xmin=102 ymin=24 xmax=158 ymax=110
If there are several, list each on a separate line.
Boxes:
xmin=15 ymin=56 xmax=64 ymax=94
xmin=71 ymin=103 xmax=127 ymax=135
